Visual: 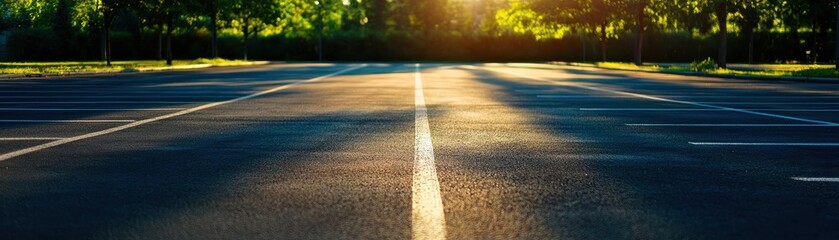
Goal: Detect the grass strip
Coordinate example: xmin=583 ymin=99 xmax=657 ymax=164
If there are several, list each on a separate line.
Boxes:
xmin=0 ymin=58 xmax=261 ymax=75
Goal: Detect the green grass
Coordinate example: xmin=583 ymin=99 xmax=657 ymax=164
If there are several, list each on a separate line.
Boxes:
xmin=0 ymin=58 xmax=258 ymax=75
xmin=591 ymin=62 xmax=839 ymax=79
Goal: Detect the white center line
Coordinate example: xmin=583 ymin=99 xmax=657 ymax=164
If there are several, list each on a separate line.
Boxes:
xmin=0 ymin=64 xmax=367 ymax=162
xmin=484 ymin=67 xmax=839 ymax=126
xmin=791 ymin=177 xmax=839 ymax=182
xmin=689 ymin=142 xmax=839 ymax=146
xmin=0 ymin=120 xmax=136 ymax=123
xmin=412 ymin=63 xmax=447 ymax=240
xmin=0 ymin=137 xmax=66 ymax=141
xmin=0 ymin=108 xmax=185 ymax=111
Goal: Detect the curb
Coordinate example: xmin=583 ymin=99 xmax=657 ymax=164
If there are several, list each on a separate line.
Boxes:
xmin=548 ymin=62 xmax=839 ymax=84
xmin=0 ymin=61 xmax=271 ymax=81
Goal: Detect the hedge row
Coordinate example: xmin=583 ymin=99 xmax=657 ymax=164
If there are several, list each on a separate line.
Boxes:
xmin=4 ymin=27 xmax=836 ymax=63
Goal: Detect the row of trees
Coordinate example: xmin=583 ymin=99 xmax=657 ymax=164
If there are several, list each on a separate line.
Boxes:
xmin=1 ymin=0 xmax=838 ymax=67
xmin=0 ymin=0 xmax=313 ymax=65
xmin=497 ymin=0 xmax=839 ymax=68
xmin=98 ymin=0 xmax=295 ymax=65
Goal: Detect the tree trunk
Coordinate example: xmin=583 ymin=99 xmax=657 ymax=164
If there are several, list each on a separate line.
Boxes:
xmin=104 ymin=14 xmax=112 ymax=66
xmin=818 ymin=23 xmax=829 ymax=63
xmin=748 ymin=30 xmax=755 ymax=64
xmin=600 ymin=23 xmax=607 ymax=62
xmin=811 ymin=22 xmax=818 ymax=63
xmin=715 ymin=1 xmax=728 ymax=68
xmin=100 ymin=26 xmax=107 ymax=61
xmin=581 ymin=31 xmax=587 ymax=62
xmin=317 ymin=3 xmax=324 ymax=61
xmin=156 ymin=22 xmax=163 ymax=60
xmin=105 ymin=26 xmax=111 ymax=66
xmin=791 ymin=27 xmax=801 ymax=62
xmin=634 ymin=0 xmax=647 ymax=66
xmin=211 ymin=11 xmax=218 ymax=59
xmin=166 ymin=14 xmax=173 ymax=66
xmin=243 ymin=23 xmax=249 ymax=61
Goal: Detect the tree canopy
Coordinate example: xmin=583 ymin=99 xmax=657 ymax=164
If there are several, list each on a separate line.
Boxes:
xmin=0 ymin=0 xmax=836 ymax=66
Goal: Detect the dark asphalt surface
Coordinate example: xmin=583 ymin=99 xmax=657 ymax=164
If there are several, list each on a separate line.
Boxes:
xmin=1 ymin=63 xmax=838 ymax=239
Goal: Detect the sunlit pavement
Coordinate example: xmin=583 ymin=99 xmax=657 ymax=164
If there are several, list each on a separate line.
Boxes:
xmin=1 ymin=63 xmax=838 ymax=239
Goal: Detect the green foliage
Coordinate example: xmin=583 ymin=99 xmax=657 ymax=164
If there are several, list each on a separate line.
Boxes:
xmin=791 ymin=68 xmax=839 ymax=78
xmin=0 ymin=0 xmax=836 ymax=64
xmin=690 ymin=58 xmax=718 ymax=72
xmin=0 ymin=58 xmax=258 ymax=74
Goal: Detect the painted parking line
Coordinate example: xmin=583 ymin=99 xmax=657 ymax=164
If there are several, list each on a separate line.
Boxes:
xmin=0 ymin=108 xmax=186 ymax=111
xmin=581 ymin=108 xmax=839 ymax=112
xmin=412 ymin=63 xmax=447 ymax=240
xmin=0 ymin=101 xmax=203 ymax=104
xmin=0 ymin=90 xmax=252 ymax=94
xmin=791 ymin=177 xmax=839 ymax=182
xmin=0 ymin=120 xmax=136 ymax=123
xmin=483 ymin=67 xmax=839 ymax=126
xmin=0 ymin=95 xmax=241 ymax=99
xmin=539 ymin=95 xmax=839 ymax=99
xmin=689 ymin=142 xmax=839 ymax=146
xmin=695 ymin=102 xmax=839 ymax=105
xmin=0 ymin=64 xmax=367 ymax=162
xmin=627 ymin=124 xmax=834 ymax=127
xmin=0 ymin=137 xmax=66 ymax=141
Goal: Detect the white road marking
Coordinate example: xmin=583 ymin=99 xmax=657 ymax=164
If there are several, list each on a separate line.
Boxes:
xmin=0 ymin=95 xmax=239 ymax=99
xmin=696 ymin=102 xmax=839 ymax=105
xmin=0 ymin=90 xmax=250 ymax=94
xmin=0 ymin=64 xmax=367 ymax=162
xmin=627 ymin=124 xmax=833 ymax=127
xmin=791 ymin=177 xmax=839 ymax=182
xmin=412 ymin=63 xmax=447 ymax=240
xmin=0 ymin=120 xmax=135 ymax=123
xmin=0 ymin=137 xmax=66 ymax=141
xmin=537 ymin=95 xmax=621 ymax=98
xmin=539 ymin=95 xmax=839 ymax=99
xmin=690 ymin=142 xmax=839 ymax=146
xmin=483 ymin=67 xmax=839 ymax=126
xmin=0 ymin=101 xmax=202 ymax=104
xmin=0 ymin=108 xmax=185 ymax=111
xmin=581 ymin=108 xmax=839 ymax=112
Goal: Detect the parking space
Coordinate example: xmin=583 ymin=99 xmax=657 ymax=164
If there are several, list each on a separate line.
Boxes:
xmin=0 ymin=64 xmax=357 ymax=158
xmin=477 ymin=64 xmax=839 ymax=184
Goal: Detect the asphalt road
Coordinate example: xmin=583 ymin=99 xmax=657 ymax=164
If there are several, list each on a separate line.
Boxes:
xmin=0 ymin=63 xmax=837 ymax=239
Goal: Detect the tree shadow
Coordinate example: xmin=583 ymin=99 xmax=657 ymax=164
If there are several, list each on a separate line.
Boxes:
xmin=433 ymin=66 xmax=839 ymax=239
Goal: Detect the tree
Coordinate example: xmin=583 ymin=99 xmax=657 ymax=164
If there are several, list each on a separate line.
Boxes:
xmin=732 ymin=0 xmax=772 ymax=64
xmin=100 ymin=0 xmax=134 ymax=66
xmin=630 ymin=0 xmax=669 ymax=66
xmin=53 ymin=0 xmax=73 ymax=59
xmin=715 ymin=0 xmax=728 ymax=68
xmin=224 ymin=0 xmax=280 ymax=60
xmin=631 ymin=0 xmax=649 ymax=66
xmin=137 ymin=0 xmax=167 ymax=60
xmin=563 ymin=0 xmax=625 ymax=62
xmin=668 ymin=0 xmax=732 ymax=68
xmin=497 ymin=0 xmax=624 ymax=62
xmin=196 ymin=0 xmax=225 ymax=59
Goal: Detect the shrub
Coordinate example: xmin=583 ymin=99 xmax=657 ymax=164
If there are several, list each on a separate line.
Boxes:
xmin=690 ymin=58 xmax=718 ymax=72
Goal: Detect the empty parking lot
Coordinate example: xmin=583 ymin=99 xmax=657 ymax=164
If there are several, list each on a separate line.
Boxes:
xmin=1 ymin=63 xmax=837 ymax=239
